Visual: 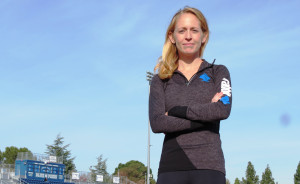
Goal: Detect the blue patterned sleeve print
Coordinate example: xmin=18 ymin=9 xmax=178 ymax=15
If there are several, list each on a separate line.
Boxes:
xmin=220 ymin=78 xmax=231 ymax=104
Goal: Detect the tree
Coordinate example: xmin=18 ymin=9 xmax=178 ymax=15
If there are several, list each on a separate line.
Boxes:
xmin=234 ymin=178 xmax=241 ymax=184
xmin=113 ymin=160 xmax=156 ymax=184
xmin=261 ymin=164 xmax=275 ymax=184
xmin=90 ymin=155 xmax=109 ymax=183
xmin=45 ymin=134 xmax=76 ymax=175
xmin=242 ymin=161 xmax=259 ymax=184
xmin=226 ymin=178 xmax=231 ymax=184
xmin=3 ymin=146 xmax=19 ymax=164
xmin=0 ymin=149 xmax=3 ymax=163
xmin=2 ymin=146 xmax=31 ymax=164
xmin=295 ymin=161 xmax=300 ymax=184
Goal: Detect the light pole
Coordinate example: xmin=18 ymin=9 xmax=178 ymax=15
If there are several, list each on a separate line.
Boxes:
xmin=146 ymin=71 xmax=153 ymax=184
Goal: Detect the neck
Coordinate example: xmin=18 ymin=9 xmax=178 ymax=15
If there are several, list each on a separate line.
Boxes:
xmin=178 ymin=56 xmax=203 ymax=71
xmin=178 ymin=52 xmax=199 ymax=63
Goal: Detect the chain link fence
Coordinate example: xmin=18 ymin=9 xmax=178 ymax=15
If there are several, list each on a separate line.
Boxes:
xmin=0 ymin=164 xmax=15 ymax=183
xmin=16 ymin=152 xmax=63 ymax=164
xmin=111 ymin=175 xmax=137 ymax=184
xmin=65 ymin=171 xmax=137 ymax=184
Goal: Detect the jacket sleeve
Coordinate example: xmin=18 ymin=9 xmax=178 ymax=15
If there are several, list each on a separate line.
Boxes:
xmin=149 ymin=75 xmax=205 ymax=133
xmin=186 ymin=65 xmax=232 ymax=121
xmin=168 ymin=65 xmax=232 ymax=121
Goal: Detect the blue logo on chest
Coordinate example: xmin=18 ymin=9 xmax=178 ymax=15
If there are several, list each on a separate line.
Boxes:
xmin=199 ymin=73 xmax=210 ymax=82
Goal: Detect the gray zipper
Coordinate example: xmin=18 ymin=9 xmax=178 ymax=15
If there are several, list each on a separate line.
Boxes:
xmin=186 ymin=73 xmax=198 ymax=86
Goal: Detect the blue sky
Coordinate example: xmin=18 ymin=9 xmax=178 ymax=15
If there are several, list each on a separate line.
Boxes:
xmin=1 ymin=0 xmax=300 ymax=183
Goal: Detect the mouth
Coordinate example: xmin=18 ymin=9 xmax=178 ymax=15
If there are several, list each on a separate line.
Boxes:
xmin=183 ymin=43 xmax=194 ymax=46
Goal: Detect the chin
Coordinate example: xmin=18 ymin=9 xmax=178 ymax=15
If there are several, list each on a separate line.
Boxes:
xmin=183 ymin=51 xmax=198 ymax=56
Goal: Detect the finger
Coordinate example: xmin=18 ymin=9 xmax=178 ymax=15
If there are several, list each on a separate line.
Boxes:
xmin=212 ymin=92 xmax=222 ymax=102
xmin=215 ymin=93 xmax=223 ymax=101
xmin=212 ymin=97 xmax=219 ymax=103
xmin=217 ymin=92 xmax=223 ymax=98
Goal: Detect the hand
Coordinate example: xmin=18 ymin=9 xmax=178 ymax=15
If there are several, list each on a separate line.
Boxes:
xmin=165 ymin=112 xmax=168 ymax=116
xmin=211 ymin=92 xmax=223 ymax=103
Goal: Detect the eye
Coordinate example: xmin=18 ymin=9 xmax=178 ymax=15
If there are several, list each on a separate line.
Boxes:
xmin=192 ymin=29 xmax=199 ymax=33
xmin=178 ymin=30 xmax=185 ymax=34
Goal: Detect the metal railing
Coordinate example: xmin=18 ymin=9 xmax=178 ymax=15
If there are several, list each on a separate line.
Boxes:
xmin=16 ymin=153 xmax=63 ymax=164
xmin=65 ymin=171 xmax=137 ymax=184
xmin=0 ymin=164 xmax=15 ymax=184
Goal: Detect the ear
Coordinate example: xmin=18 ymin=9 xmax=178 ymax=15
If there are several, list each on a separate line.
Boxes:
xmin=202 ymin=33 xmax=208 ymax=44
xmin=168 ymin=32 xmax=175 ymax=44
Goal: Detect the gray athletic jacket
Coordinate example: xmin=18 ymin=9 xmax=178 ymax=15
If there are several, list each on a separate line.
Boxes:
xmin=149 ymin=59 xmax=232 ymax=175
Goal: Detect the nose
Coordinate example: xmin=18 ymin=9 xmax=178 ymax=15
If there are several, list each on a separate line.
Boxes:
xmin=185 ymin=30 xmax=192 ymax=41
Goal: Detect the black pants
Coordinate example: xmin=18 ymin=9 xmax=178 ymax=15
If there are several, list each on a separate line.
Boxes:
xmin=157 ymin=169 xmax=225 ymax=184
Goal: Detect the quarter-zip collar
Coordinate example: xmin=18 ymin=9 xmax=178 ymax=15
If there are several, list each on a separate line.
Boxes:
xmin=173 ymin=59 xmax=216 ymax=86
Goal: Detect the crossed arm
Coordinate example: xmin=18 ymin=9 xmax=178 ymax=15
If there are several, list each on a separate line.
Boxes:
xmin=149 ymin=65 xmax=232 ymax=134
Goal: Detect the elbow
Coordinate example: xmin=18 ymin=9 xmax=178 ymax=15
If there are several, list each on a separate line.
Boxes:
xmin=149 ymin=116 xmax=163 ymax=133
xmin=150 ymin=125 xmax=161 ymax=133
xmin=150 ymin=122 xmax=163 ymax=133
xmin=219 ymin=109 xmax=231 ymax=120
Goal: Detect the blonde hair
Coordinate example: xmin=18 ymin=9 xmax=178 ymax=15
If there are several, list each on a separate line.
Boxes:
xmin=155 ymin=6 xmax=210 ymax=79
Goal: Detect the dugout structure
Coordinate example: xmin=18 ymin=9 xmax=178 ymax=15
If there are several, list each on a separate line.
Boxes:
xmin=15 ymin=152 xmax=66 ymax=182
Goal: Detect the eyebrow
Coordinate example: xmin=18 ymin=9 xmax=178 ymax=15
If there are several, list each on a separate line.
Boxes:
xmin=176 ymin=26 xmax=200 ymax=30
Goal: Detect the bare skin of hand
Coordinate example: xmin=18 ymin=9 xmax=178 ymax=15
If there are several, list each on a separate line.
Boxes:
xmin=165 ymin=112 xmax=168 ymax=116
xmin=211 ymin=92 xmax=223 ymax=103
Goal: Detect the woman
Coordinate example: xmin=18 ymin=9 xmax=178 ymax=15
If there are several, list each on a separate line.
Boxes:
xmin=149 ymin=6 xmax=232 ymax=184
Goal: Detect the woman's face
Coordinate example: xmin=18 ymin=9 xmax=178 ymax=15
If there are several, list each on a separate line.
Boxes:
xmin=169 ymin=13 xmax=207 ymax=58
